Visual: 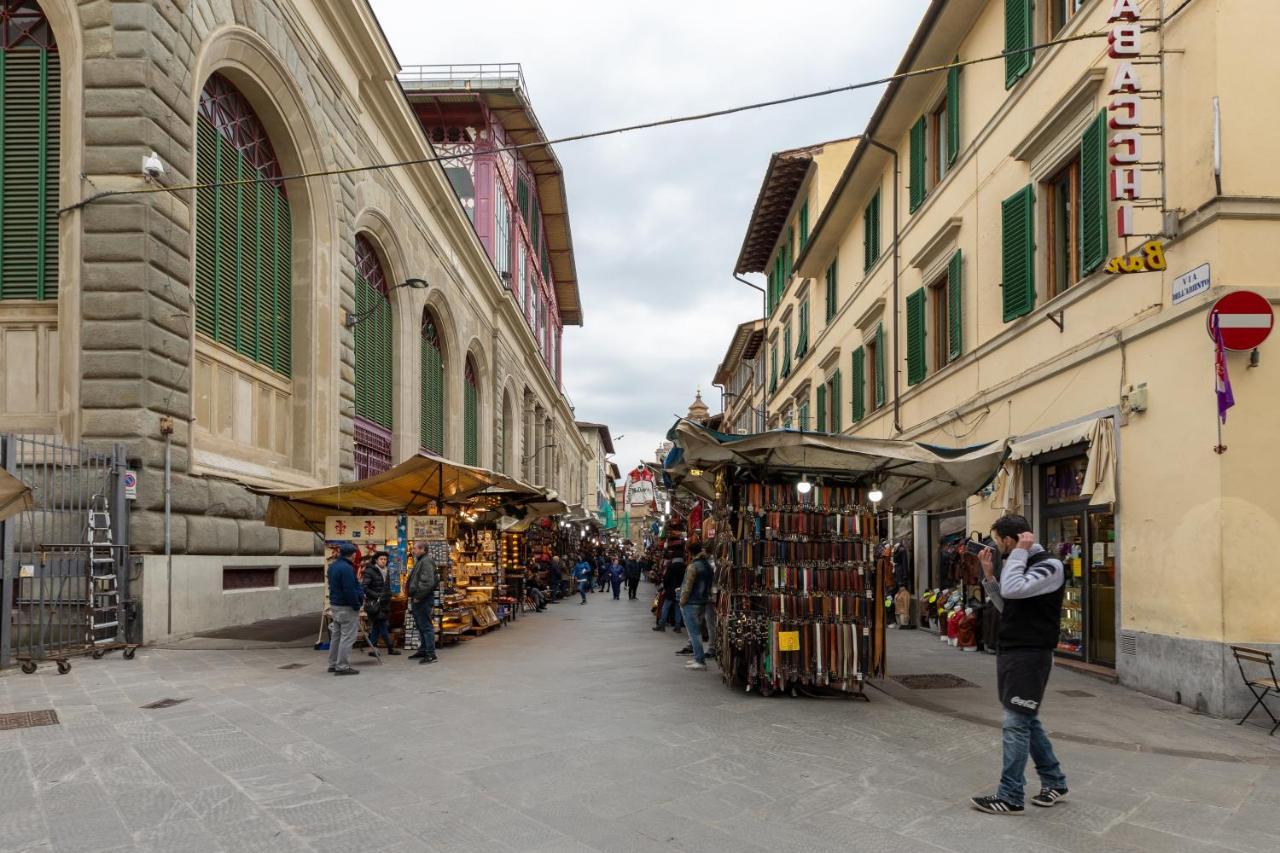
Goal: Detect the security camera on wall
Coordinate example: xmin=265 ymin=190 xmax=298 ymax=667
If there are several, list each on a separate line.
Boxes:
xmin=142 ymin=151 xmax=165 ymax=180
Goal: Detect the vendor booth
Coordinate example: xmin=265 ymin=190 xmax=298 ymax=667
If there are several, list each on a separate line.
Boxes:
xmin=251 ymin=453 xmax=554 ymax=650
xmin=664 ymin=420 xmax=1006 ymax=699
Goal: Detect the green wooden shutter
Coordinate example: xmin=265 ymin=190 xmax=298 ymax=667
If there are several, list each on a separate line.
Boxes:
xmin=1005 ymin=0 xmax=1033 ymax=88
xmin=864 ymin=191 xmax=881 ymax=272
xmin=874 ymin=324 xmax=886 ymax=408
xmin=420 ymin=324 xmax=444 ymax=454
xmin=851 ymin=347 xmax=866 ymax=422
xmin=830 ymin=370 xmax=842 ymax=433
xmin=782 ymin=324 xmax=792 ymax=377
xmin=906 ymin=287 xmax=927 ymax=386
xmin=354 ymin=275 xmax=392 ymax=430
xmin=463 ymin=369 xmax=478 ymax=466
xmin=799 ymin=201 xmax=809 ymax=249
xmin=1 ymin=47 xmax=60 ymax=301
xmin=798 ymin=401 xmax=809 ymax=432
xmin=948 ymin=249 xmax=964 ymax=361
xmin=797 ymin=299 xmax=809 ymax=357
xmin=909 ymin=118 xmax=927 ymax=213
xmin=816 ymin=383 xmax=827 ymax=432
xmin=825 ymin=257 xmax=838 ymax=321
xmin=1001 ymin=185 xmax=1036 ymax=322
xmin=1079 ymin=109 xmax=1109 ymax=276
xmin=769 ymin=341 xmax=778 ymax=393
xmin=194 ymin=120 xmax=219 ymax=335
xmin=946 ymin=63 xmax=961 ymax=166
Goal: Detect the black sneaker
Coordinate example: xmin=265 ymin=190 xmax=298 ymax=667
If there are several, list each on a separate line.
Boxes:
xmin=970 ymin=795 xmax=1024 ymax=815
xmin=326 ymin=665 xmax=336 ymax=672
xmin=1030 ymin=788 xmax=1068 ymax=808
xmin=419 ymin=655 xmax=437 ymax=665
xmin=675 ymin=647 xmax=693 ymax=656
xmin=651 ymin=625 xmax=666 ymax=632
xmin=408 ymin=651 xmax=426 ymax=659
xmin=333 ymin=668 xmax=360 ymax=676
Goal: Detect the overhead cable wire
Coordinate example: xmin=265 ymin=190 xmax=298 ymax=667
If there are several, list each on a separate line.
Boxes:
xmin=59 ymin=28 xmax=1115 ymax=216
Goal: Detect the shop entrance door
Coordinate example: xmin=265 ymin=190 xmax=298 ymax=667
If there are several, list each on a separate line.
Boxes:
xmin=1039 ymin=451 xmax=1116 ymax=667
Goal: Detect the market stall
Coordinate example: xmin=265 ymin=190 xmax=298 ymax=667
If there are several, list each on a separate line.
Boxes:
xmin=664 ymin=420 xmax=1007 ymax=698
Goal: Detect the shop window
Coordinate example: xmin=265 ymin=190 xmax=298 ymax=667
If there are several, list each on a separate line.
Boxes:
xmin=195 ymin=73 xmax=291 ymax=375
xmin=1049 ymin=0 xmax=1085 ymax=36
xmin=1044 ymin=156 xmax=1080 ymax=299
xmin=1044 ymin=454 xmax=1088 ymax=504
xmin=0 ymin=0 xmax=59 ymax=301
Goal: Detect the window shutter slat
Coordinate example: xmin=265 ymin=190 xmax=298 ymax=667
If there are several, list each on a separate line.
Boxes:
xmin=874 ymin=324 xmax=886 ymax=408
xmin=1001 ymin=185 xmax=1036 ymax=322
xmin=816 ymin=384 xmax=826 ymax=432
xmin=948 ymin=249 xmax=964 ymax=361
xmin=851 ymin=347 xmax=865 ymax=422
xmin=831 ymin=370 xmax=842 ymax=433
xmin=420 ymin=325 xmax=444 ymax=455
xmin=1080 ymin=108 xmax=1109 ymax=275
xmin=909 ymin=119 xmax=927 ymax=213
xmin=2 ymin=48 xmax=59 ymax=301
xmin=864 ymin=191 xmax=881 ymax=272
xmin=947 ymin=63 xmax=961 ymax=166
xmin=1005 ymin=0 xmax=1033 ymax=88
xmin=906 ymin=287 xmax=927 ymax=386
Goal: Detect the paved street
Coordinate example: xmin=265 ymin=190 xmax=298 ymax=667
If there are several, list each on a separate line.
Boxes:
xmin=3 ymin=587 xmax=1279 ymax=853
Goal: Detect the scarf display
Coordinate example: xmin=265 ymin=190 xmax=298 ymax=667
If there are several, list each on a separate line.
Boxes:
xmin=714 ymin=478 xmax=886 ymax=697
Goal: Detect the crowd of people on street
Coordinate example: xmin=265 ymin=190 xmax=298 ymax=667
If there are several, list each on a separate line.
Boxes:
xmin=649 ymin=537 xmax=716 ymax=671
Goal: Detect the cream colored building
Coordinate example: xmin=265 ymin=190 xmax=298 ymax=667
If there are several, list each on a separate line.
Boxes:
xmin=712 ymin=319 xmax=766 ymax=435
xmin=0 ymin=1 xmax=591 ymax=641
xmin=739 ymin=0 xmax=1280 ymax=717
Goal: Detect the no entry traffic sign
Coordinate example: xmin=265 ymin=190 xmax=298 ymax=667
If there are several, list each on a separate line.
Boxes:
xmin=1207 ymin=290 xmax=1274 ymax=351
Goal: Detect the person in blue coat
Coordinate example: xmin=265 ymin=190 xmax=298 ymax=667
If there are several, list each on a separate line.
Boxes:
xmin=573 ymin=555 xmax=593 ymax=605
xmin=327 ymin=543 xmax=365 ymax=675
xmin=609 ymin=557 xmax=625 ymax=600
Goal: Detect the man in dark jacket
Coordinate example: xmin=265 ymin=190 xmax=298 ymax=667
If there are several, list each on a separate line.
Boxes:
xmin=971 ymin=514 xmax=1069 ymax=815
xmin=406 ymin=541 xmax=440 ymax=664
xmin=679 ymin=544 xmax=714 ymax=670
xmin=327 ymin=543 xmax=364 ymax=675
xmin=361 ymin=552 xmax=399 ymax=656
xmin=624 ymin=555 xmax=642 ymax=600
xmin=652 ymin=547 xmax=686 ymax=632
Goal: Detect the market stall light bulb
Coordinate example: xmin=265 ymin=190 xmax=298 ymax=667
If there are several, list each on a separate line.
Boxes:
xmin=796 ymin=477 xmax=813 ymax=496
xmin=868 ymin=483 xmax=884 ymax=504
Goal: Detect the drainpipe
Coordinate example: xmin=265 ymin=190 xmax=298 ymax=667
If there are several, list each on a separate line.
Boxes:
xmin=862 ymin=137 xmax=904 ymax=434
xmin=159 ymin=416 xmax=175 ymax=636
xmin=733 ymin=273 xmax=769 ymax=422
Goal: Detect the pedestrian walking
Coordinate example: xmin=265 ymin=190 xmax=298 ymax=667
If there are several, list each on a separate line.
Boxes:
xmin=327 ymin=543 xmax=364 ymax=675
xmin=596 ymin=554 xmax=609 ymax=592
xmin=406 ymin=541 xmax=440 ymax=665
xmin=361 ymin=551 xmax=399 ymax=656
xmin=625 ymin=554 xmax=642 ymax=600
xmin=679 ymin=543 xmax=714 ymax=671
xmin=609 ymin=557 xmax=625 ymax=600
xmin=573 ymin=555 xmax=593 ymax=604
xmin=652 ymin=547 xmax=686 ymax=632
xmin=970 ymin=514 xmax=1069 ymax=816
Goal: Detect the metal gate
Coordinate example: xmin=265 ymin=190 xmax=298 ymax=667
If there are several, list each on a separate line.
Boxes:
xmin=0 ymin=435 xmax=130 ymax=670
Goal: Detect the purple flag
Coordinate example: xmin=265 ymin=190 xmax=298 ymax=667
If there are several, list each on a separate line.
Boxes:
xmin=1212 ymin=313 xmax=1235 ymax=424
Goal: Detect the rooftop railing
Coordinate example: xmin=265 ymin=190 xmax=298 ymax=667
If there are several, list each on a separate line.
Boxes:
xmin=398 ymin=63 xmax=528 ymax=96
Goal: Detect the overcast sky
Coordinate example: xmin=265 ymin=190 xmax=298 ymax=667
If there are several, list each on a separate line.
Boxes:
xmin=371 ymin=0 xmax=930 ymax=477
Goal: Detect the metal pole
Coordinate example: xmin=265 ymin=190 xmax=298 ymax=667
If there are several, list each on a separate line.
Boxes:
xmin=112 ymin=444 xmax=129 ymax=644
xmin=164 ymin=429 xmax=173 ymax=636
xmin=1 ymin=435 xmax=13 ymax=668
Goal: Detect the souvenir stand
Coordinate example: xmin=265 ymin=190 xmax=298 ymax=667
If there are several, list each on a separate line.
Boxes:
xmin=663 ymin=420 xmax=1009 ymax=699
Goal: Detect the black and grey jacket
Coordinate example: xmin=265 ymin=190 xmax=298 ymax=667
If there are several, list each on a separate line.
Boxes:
xmin=982 ymin=545 xmax=1065 ymax=651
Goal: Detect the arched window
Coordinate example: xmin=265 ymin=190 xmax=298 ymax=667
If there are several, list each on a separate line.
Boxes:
xmin=0 ymin=1 xmax=59 ymax=301
xmin=420 ymin=310 xmax=444 ymax=454
xmin=194 ymin=73 xmax=291 ymax=375
xmin=463 ymin=357 xmax=479 ymax=466
xmin=353 ymin=235 xmax=392 ymax=477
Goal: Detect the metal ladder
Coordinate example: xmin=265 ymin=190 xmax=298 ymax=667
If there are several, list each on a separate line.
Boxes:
xmin=87 ymin=494 xmax=122 ymax=645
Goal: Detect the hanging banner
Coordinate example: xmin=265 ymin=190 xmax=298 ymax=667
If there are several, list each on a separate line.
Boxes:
xmin=625 ymin=466 xmax=657 ymax=507
xmin=325 ymin=515 xmax=390 ymax=543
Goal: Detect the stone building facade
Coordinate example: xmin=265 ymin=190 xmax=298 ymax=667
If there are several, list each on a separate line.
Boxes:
xmin=0 ymin=0 xmax=592 ymax=640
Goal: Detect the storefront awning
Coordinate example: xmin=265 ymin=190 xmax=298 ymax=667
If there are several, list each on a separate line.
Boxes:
xmin=252 ymin=453 xmax=501 ymax=533
xmin=664 ymin=420 xmax=1008 ymax=513
xmin=0 ymin=468 xmax=33 ymax=521
xmin=991 ymin=417 xmax=1116 ymax=510
xmin=1009 ymin=419 xmax=1096 ymax=461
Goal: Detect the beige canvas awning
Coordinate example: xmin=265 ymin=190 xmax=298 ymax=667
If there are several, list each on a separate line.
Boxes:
xmin=0 ymin=468 xmax=33 ymax=521
xmin=252 ymin=453 xmax=503 ymax=533
xmin=1005 ymin=417 xmax=1116 ymax=507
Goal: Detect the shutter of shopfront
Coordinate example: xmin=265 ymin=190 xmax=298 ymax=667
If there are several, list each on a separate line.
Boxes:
xmin=851 ymin=347 xmax=865 ymax=422
xmin=830 ymin=370 xmax=842 ymax=434
xmin=946 ymin=63 xmax=961 ymax=166
xmin=1005 ymin=0 xmax=1034 ymax=88
xmin=816 ymin=383 xmax=827 ymax=432
xmin=1 ymin=44 xmax=60 ymax=301
xmin=874 ymin=324 xmax=886 ymax=408
xmin=1001 ymin=185 xmax=1036 ymax=322
xmin=1079 ymin=109 xmax=1109 ymax=276
xmin=948 ymin=248 xmax=964 ymax=361
xmin=909 ymin=119 xmax=927 ymax=213
xmin=906 ymin=287 xmax=927 ymax=386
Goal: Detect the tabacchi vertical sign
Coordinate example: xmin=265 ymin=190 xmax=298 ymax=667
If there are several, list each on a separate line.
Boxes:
xmin=1107 ymin=0 xmax=1143 ymax=238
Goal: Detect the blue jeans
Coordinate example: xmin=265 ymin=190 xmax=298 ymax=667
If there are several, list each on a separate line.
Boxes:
xmin=610 ymin=578 xmax=622 ymax=599
xmin=411 ymin=598 xmax=435 ymax=655
xmin=998 ymin=708 xmax=1067 ymax=806
xmin=368 ymin=616 xmax=391 ymax=649
xmin=578 ymin=581 xmax=589 ymax=603
xmin=660 ymin=598 xmax=684 ymax=628
xmin=682 ymin=604 xmax=705 ymax=664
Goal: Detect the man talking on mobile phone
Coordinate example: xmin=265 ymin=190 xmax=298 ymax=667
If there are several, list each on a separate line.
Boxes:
xmin=970 ymin=514 xmax=1069 ymax=816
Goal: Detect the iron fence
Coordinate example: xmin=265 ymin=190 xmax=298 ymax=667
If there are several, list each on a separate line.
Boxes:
xmin=0 ymin=434 xmax=129 ymax=669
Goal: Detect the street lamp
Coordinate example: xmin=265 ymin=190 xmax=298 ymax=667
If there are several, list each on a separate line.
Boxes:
xmin=344 ymin=278 xmax=430 ymax=329
xmin=868 ymin=482 xmax=884 ymax=504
